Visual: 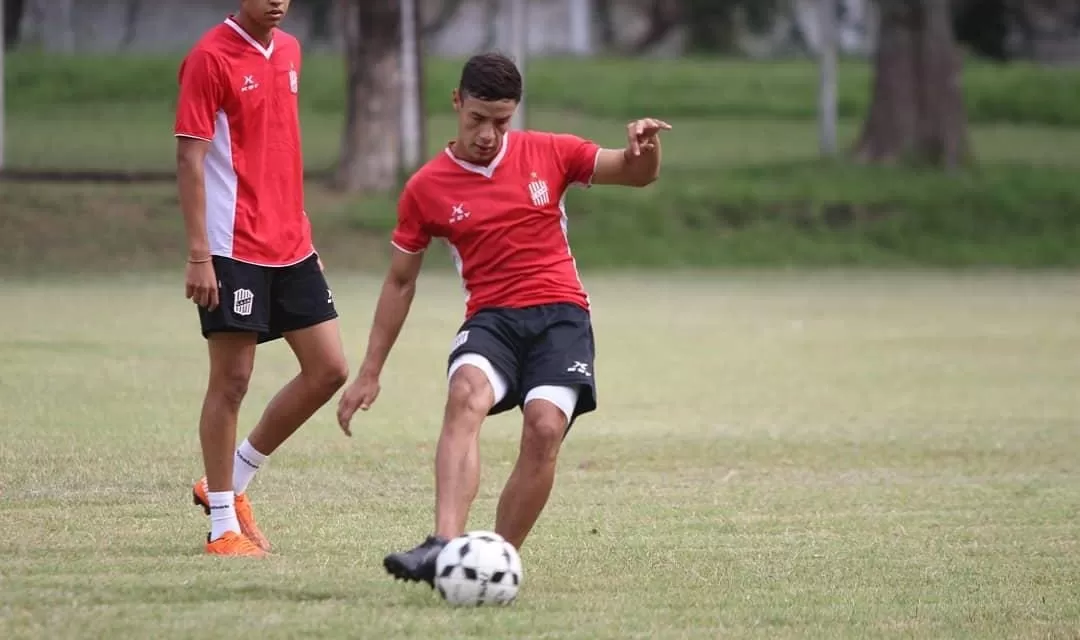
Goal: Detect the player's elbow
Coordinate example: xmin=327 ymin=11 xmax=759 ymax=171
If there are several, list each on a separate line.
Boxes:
xmin=176 ymin=139 xmax=208 ymax=171
xmin=386 ymin=249 xmax=423 ymax=294
xmin=627 ymin=171 xmax=658 ymax=188
xmin=385 ymin=268 xmax=418 ymax=298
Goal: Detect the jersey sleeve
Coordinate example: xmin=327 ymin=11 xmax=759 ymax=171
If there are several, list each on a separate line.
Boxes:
xmin=551 ymin=133 xmax=602 ymax=188
xmin=391 ymin=186 xmax=431 ymax=254
xmin=174 ymin=48 xmax=224 ymax=141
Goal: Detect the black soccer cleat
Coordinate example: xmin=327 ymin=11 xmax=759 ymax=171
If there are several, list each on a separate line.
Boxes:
xmin=383 ymin=535 xmax=448 ymax=587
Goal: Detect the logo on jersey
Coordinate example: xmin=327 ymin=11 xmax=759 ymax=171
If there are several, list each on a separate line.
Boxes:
xmin=567 ymin=361 xmax=591 ymax=377
xmin=288 ymin=64 xmax=299 ymax=94
xmin=241 ymin=75 xmax=259 ymax=92
xmin=449 ymin=203 xmax=470 ymax=223
xmin=527 ymin=172 xmax=550 ymax=207
xmin=233 ymin=288 xmax=255 ymax=316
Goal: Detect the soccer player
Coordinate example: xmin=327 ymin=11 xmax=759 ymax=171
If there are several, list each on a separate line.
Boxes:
xmin=174 ymin=0 xmax=348 ymax=557
xmin=336 ymin=52 xmax=670 ymax=585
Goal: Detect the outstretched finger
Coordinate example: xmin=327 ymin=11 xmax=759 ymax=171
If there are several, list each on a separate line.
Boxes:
xmin=627 ymin=123 xmax=641 ymax=156
xmin=207 ymin=286 xmax=220 ymax=312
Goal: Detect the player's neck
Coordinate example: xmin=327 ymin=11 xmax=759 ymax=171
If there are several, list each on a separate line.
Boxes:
xmin=232 ymin=12 xmax=274 ymax=47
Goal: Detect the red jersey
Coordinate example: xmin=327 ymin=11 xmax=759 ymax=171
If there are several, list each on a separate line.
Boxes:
xmin=174 ymin=17 xmax=313 ymax=267
xmin=393 ymin=130 xmax=601 ymax=318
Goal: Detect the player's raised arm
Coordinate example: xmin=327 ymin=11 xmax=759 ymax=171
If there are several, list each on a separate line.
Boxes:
xmin=591 ymin=117 xmax=672 ymax=187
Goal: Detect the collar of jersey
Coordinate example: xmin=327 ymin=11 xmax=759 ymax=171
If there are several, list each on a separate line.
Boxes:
xmin=444 ymin=132 xmax=510 ymax=179
xmin=224 ymin=15 xmax=275 ymax=60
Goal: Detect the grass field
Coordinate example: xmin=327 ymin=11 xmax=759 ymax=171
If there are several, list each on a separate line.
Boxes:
xmin=1 ymin=271 xmax=1078 ymax=639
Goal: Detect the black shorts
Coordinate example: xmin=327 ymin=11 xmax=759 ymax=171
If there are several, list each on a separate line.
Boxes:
xmin=447 ymin=302 xmax=597 ymax=427
xmin=197 ymin=254 xmax=338 ymax=344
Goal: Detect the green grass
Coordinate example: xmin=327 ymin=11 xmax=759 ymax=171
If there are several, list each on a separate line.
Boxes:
xmin=1 ymin=272 xmax=1078 ymax=638
xmin=8 ymin=53 xmax=1080 ymax=126
xmin=3 ymin=110 xmax=1080 ymax=272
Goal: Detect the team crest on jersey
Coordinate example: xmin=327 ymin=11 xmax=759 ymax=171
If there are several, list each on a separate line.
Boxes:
xmin=288 ymin=64 xmax=299 ymax=94
xmin=527 ymin=172 xmax=549 ymax=207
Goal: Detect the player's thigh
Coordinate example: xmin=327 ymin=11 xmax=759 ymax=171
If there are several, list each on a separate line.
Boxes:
xmin=266 ymin=254 xmax=339 ymax=342
xmin=447 ymin=311 xmax=525 ymax=415
xmin=521 ymin=304 xmax=598 ymax=421
xmin=448 ymin=352 xmax=511 ymax=412
xmin=198 ymin=256 xmax=273 ymax=340
xmin=206 ymin=332 xmax=259 ymax=401
xmin=282 ymin=316 xmax=348 ymax=382
xmin=522 ymin=384 xmax=580 ymax=431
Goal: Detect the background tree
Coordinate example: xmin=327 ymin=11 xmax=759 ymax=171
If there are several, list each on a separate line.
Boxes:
xmin=4 ymin=0 xmax=26 ymax=50
xmin=334 ymin=0 xmax=403 ymax=193
xmin=854 ymin=0 xmax=970 ymax=169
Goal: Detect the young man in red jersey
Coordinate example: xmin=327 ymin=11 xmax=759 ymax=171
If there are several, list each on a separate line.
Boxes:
xmin=336 ymin=52 xmax=670 ymax=585
xmin=175 ymin=0 xmax=348 ymax=557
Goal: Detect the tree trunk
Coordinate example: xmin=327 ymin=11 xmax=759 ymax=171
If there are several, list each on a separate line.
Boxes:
xmin=853 ymin=0 xmax=970 ymax=169
xmin=334 ymin=0 xmax=403 ymax=193
xmin=915 ymin=0 xmax=969 ymax=167
xmin=4 ymin=0 xmax=27 ymax=50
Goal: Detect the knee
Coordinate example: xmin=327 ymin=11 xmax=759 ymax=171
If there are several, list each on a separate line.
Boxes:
xmin=521 ymin=403 xmax=567 ymax=462
xmin=211 ymin=366 xmax=252 ymax=408
xmin=306 ymin=357 xmax=349 ymax=395
xmin=446 ymin=367 xmax=494 ymax=425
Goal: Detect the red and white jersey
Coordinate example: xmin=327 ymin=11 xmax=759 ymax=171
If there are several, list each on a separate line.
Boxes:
xmin=174 ymin=16 xmax=313 ymax=267
xmin=393 ymin=130 xmax=601 ymax=319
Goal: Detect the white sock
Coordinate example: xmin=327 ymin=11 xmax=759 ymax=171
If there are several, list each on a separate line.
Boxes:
xmin=233 ymin=439 xmax=268 ymax=495
xmin=208 ymin=491 xmax=241 ymax=541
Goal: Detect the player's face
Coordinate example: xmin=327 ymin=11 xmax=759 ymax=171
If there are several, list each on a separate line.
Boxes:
xmin=240 ymin=0 xmax=290 ymax=29
xmin=453 ymin=90 xmax=517 ymax=163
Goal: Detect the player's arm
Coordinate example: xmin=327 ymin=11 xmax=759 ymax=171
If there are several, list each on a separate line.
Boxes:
xmin=338 ymin=188 xmax=431 ymax=435
xmin=174 ymin=48 xmax=224 ymax=308
xmin=591 ymin=117 xmax=672 ymax=187
xmin=176 ymin=138 xmax=211 ymax=260
xmin=174 ymin=49 xmax=221 ymax=260
xmin=356 ymin=248 xmax=424 ymax=381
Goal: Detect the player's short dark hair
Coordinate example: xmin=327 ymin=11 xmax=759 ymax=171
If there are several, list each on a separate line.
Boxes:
xmin=458 ymin=52 xmax=522 ymax=103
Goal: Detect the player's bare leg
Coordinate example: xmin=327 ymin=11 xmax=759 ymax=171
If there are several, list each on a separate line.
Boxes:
xmin=224 ymin=319 xmax=346 ymax=550
xmin=196 ymin=332 xmax=265 ymax=556
xmin=434 ymin=365 xmax=496 ymax=538
xmin=244 ymin=319 xmax=348 ymax=456
xmin=494 ymin=399 xmax=567 ymax=550
xmin=383 ymin=364 xmax=494 ymax=586
xmin=194 ymin=321 xmax=346 ymax=552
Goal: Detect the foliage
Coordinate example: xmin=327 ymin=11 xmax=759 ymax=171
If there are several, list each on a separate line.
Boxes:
xmin=7 ymin=52 xmax=1080 ymax=127
xmin=3 ymin=53 xmax=1080 ymax=271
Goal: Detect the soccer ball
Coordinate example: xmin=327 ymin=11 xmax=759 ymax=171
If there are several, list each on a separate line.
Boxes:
xmin=434 ymin=530 xmax=523 ymax=606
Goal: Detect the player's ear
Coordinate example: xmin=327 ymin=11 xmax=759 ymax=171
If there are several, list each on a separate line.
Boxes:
xmin=452 ymin=88 xmax=461 ymax=112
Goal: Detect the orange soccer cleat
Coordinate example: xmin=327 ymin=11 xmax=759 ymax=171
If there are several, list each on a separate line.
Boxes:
xmin=204 ymin=530 xmax=268 ymax=557
xmin=192 ymin=477 xmax=272 ymax=552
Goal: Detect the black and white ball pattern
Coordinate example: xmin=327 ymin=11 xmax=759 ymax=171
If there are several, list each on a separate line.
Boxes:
xmin=434 ymin=530 xmax=523 ymax=606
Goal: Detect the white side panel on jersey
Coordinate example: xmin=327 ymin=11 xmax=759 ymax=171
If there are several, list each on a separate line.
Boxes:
xmin=446 ymin=240 xmax=470 ymax=302
xmin=204 ymin=109 xmax=238 ymax=258
xmin=557 ymin=193 xmax=589 ymax=309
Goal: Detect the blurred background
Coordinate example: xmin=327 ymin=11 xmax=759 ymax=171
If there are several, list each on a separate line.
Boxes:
xmin=1 ymin=0 xmax=1079 ymax=274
